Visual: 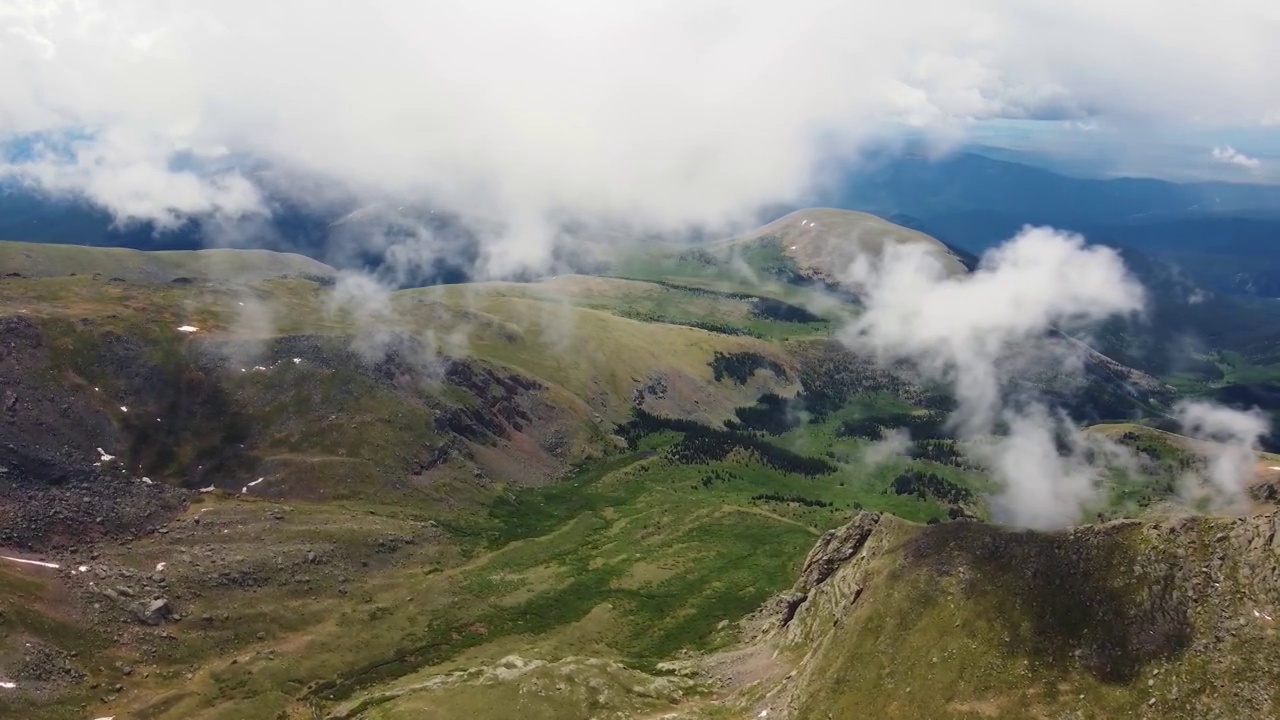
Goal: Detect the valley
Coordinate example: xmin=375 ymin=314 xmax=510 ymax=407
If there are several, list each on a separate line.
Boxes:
xmin=1 ymin=209 xmax=1278 ymax=720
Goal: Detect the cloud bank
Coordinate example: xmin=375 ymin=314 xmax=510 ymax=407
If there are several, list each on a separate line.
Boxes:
xmin=2 ymin=1 xmax=1280 ymax=274
xmin=839 ymin=226 xmax=1273 ymax=529
xmin=839 ymin=227 xmax=1147 ymax=528
xmin=1211 ymin=145 xmax=1263 ymax=169
xmin=1175 ymin=400 xmax=1270 ymax=507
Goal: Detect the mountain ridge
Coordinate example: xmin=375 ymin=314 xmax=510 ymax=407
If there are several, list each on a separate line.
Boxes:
xmin=0 ymin=209 xmax=1276 ymax=720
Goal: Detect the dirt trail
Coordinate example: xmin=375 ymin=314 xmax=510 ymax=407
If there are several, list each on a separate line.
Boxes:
xmin=719 ymin=504 xmax=821 ymax=535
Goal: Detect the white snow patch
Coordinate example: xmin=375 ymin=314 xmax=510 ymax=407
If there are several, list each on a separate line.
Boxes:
xmin=155 ymin=562 xmax=166 ymax=573
xmin=96 ymin=448 xmax=115 ymax=462
xmin=292 ymin=358 xmax=302 ymax=364
xmin=0 ymin=681 xmax=14 ymax=689
xmin=77 ymin=565 xmax=90 ymax=573
xmin=119 ymin=406 xmax=128 ymax=413
xmin=177 ymin=325 xmax=199 ymax=333
xmin=140 ymin=477 xmax=154 ymax=484
xmin=1269 ymin=466 xmax=1280 ymax=471
xmin=198 ymin=485 xmax=216 ymax=493
xmin=1 ymin=556 xmax=60 ymax=569
xmin=241 ymin=477 xmax=266 ymax=494
xmin=252 ymin=365 xmax=268 ymax=372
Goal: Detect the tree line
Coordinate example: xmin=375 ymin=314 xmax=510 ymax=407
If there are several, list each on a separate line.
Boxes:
xmin=887 ymin=469 xmax=974 ymax=505
xmin=618 ymin=408 xmax=836 ymax=476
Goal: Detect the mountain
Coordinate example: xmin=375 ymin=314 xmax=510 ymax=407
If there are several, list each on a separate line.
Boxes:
xmin=837 ymin=151 xmax=1280 ymax=227
xmin=722 ymin=508 xmax=1280 ymax=719
xmin=0 ymin=240 xmax=335 ymax=283
xmin=0 ymin=185 xmax=478 ymax=287
xmin=730 ymin=208 xmax=970 ymax=282
xmin=833 ymin=152 xmax=1280 ymax=303
xmin=0 ymin=212 xmax=1275 ymax=720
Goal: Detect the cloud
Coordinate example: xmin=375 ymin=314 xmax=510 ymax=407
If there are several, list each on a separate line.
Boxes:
xmin=840 ymin=227 xmax=1145 ymax=434
xmin=861 ymin=428 xmax=912 ymax=467
xmin=836 ymin=224 xmax=1279 ymax=528
xmin=838 ymin=226 xmax=1149 ymax=529
xmin=1211 ymin=145 xmax=1263 ymax=169
xmin=1174 ymin=400 xmax=1270 ymax=506
xmin=3 ymin=127 xmax=266 ymax=230
xmin=1 ymin=1 xmax=1279 ymax=274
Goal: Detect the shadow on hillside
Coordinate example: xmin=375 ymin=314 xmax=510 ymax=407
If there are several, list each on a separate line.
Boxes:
xmin=904 ymin=520 xmax=1191 ymax=684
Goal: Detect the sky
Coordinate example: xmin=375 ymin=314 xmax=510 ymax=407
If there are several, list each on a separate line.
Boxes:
xmin=2 ymin=0 xmax=1272 ymax=529
xmin=2 ymin=0 xmax=1280 ymax=273
xmin=962 ymin=119 xmax=1280 ymax=183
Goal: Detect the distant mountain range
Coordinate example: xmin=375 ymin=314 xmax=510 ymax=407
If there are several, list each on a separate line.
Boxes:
xmin=6 ymin=149 xmax=1280 ymax=311
xmin=831 ymin=151 xmax=1280 ymax=299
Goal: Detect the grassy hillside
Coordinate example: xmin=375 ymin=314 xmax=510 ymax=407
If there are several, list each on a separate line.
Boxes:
xmin=0 ymin=240 xmax=336 ymax=282
xmin=0 ymin=212 xmax=1273 ymax=720
xmin=612 ymin=208 xmax=967 ymax=298
xmin=721 ymin=510 xmax=1280 ymax=720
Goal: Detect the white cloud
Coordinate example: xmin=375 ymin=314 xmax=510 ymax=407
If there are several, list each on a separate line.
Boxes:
xmin=1211 ymin=145 xmax=1263 ymax=169
xmin=838 ymin=226 xmax=1148 ymax=529
xmin=840 ymin=227 xmax=1145 ymax=434
xmin=836 ymin=224 xmax=1277 ymax=529
xmin=1 ymin=1 xmax=1279 ymax=272
xmin=1175 ymin=400 xmax=1270 ymax=506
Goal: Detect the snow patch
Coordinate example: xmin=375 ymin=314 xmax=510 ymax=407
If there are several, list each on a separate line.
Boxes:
xmin=140 ymin=477 xmax=154 ymax=484
xmin=96 ymin=448 xmax=115 ymax=462
xmin=177 ymin=325 xmax=199 ymax=333
xmin=1 ymin=556 xmax=60 ymax=569
xmin=198 ymin=485 xmax=216 ymax=493
xmin=241 ymin=477 xmax=266 ymax=494
xmin=0 ymin=681 xmax=14 ymax=689
xmin=155 ymin=562 xmax=166 ymax=573
xmin=292 ymin=358 xmax=302 ymax=364
xmin=119 ymin=405 xmax=128 ymax=413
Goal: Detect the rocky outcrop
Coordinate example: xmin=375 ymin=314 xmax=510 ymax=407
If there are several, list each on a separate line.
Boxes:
xmin=737 ymin=509 xmax=1280 ymax=720
xmin=793 ymin=512 xmax=881 ymax=594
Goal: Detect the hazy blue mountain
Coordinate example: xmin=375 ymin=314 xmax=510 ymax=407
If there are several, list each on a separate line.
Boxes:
xmin=835 ymin=151 xmax=1280 ymax=226
xmin=832 ymin=152 xmax=1280 ymax=301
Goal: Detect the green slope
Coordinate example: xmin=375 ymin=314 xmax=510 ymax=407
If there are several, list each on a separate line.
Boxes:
xmin=0 ymin=211 xmax=1262 ymax=720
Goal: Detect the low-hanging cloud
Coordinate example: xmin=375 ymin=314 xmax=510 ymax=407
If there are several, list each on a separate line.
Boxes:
xmin=1211 ymin=145 xmax=1263 ymax=169
xmin=839 ymin=225 xmax=1277 ymax=528
xmin=838 ymin=227 xmax=1149 ymax=529
xmin=841 ymin=227 xmax=1146 ymax=434
xmin=861 ymin=428 xmax=913 ymax=468
xmin=2 ymin=1 xmax=1280 ymax=275
xmin=1174 ymin=399 xmax=1270 ymax=507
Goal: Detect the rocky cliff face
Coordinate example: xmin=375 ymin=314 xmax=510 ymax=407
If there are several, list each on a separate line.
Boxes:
xmin=726 ymin=510 xmax=1280 ymax=720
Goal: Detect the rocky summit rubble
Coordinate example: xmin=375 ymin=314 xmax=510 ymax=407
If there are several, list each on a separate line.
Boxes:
xmin=0 ymin=470 xmax=187 ymax=551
